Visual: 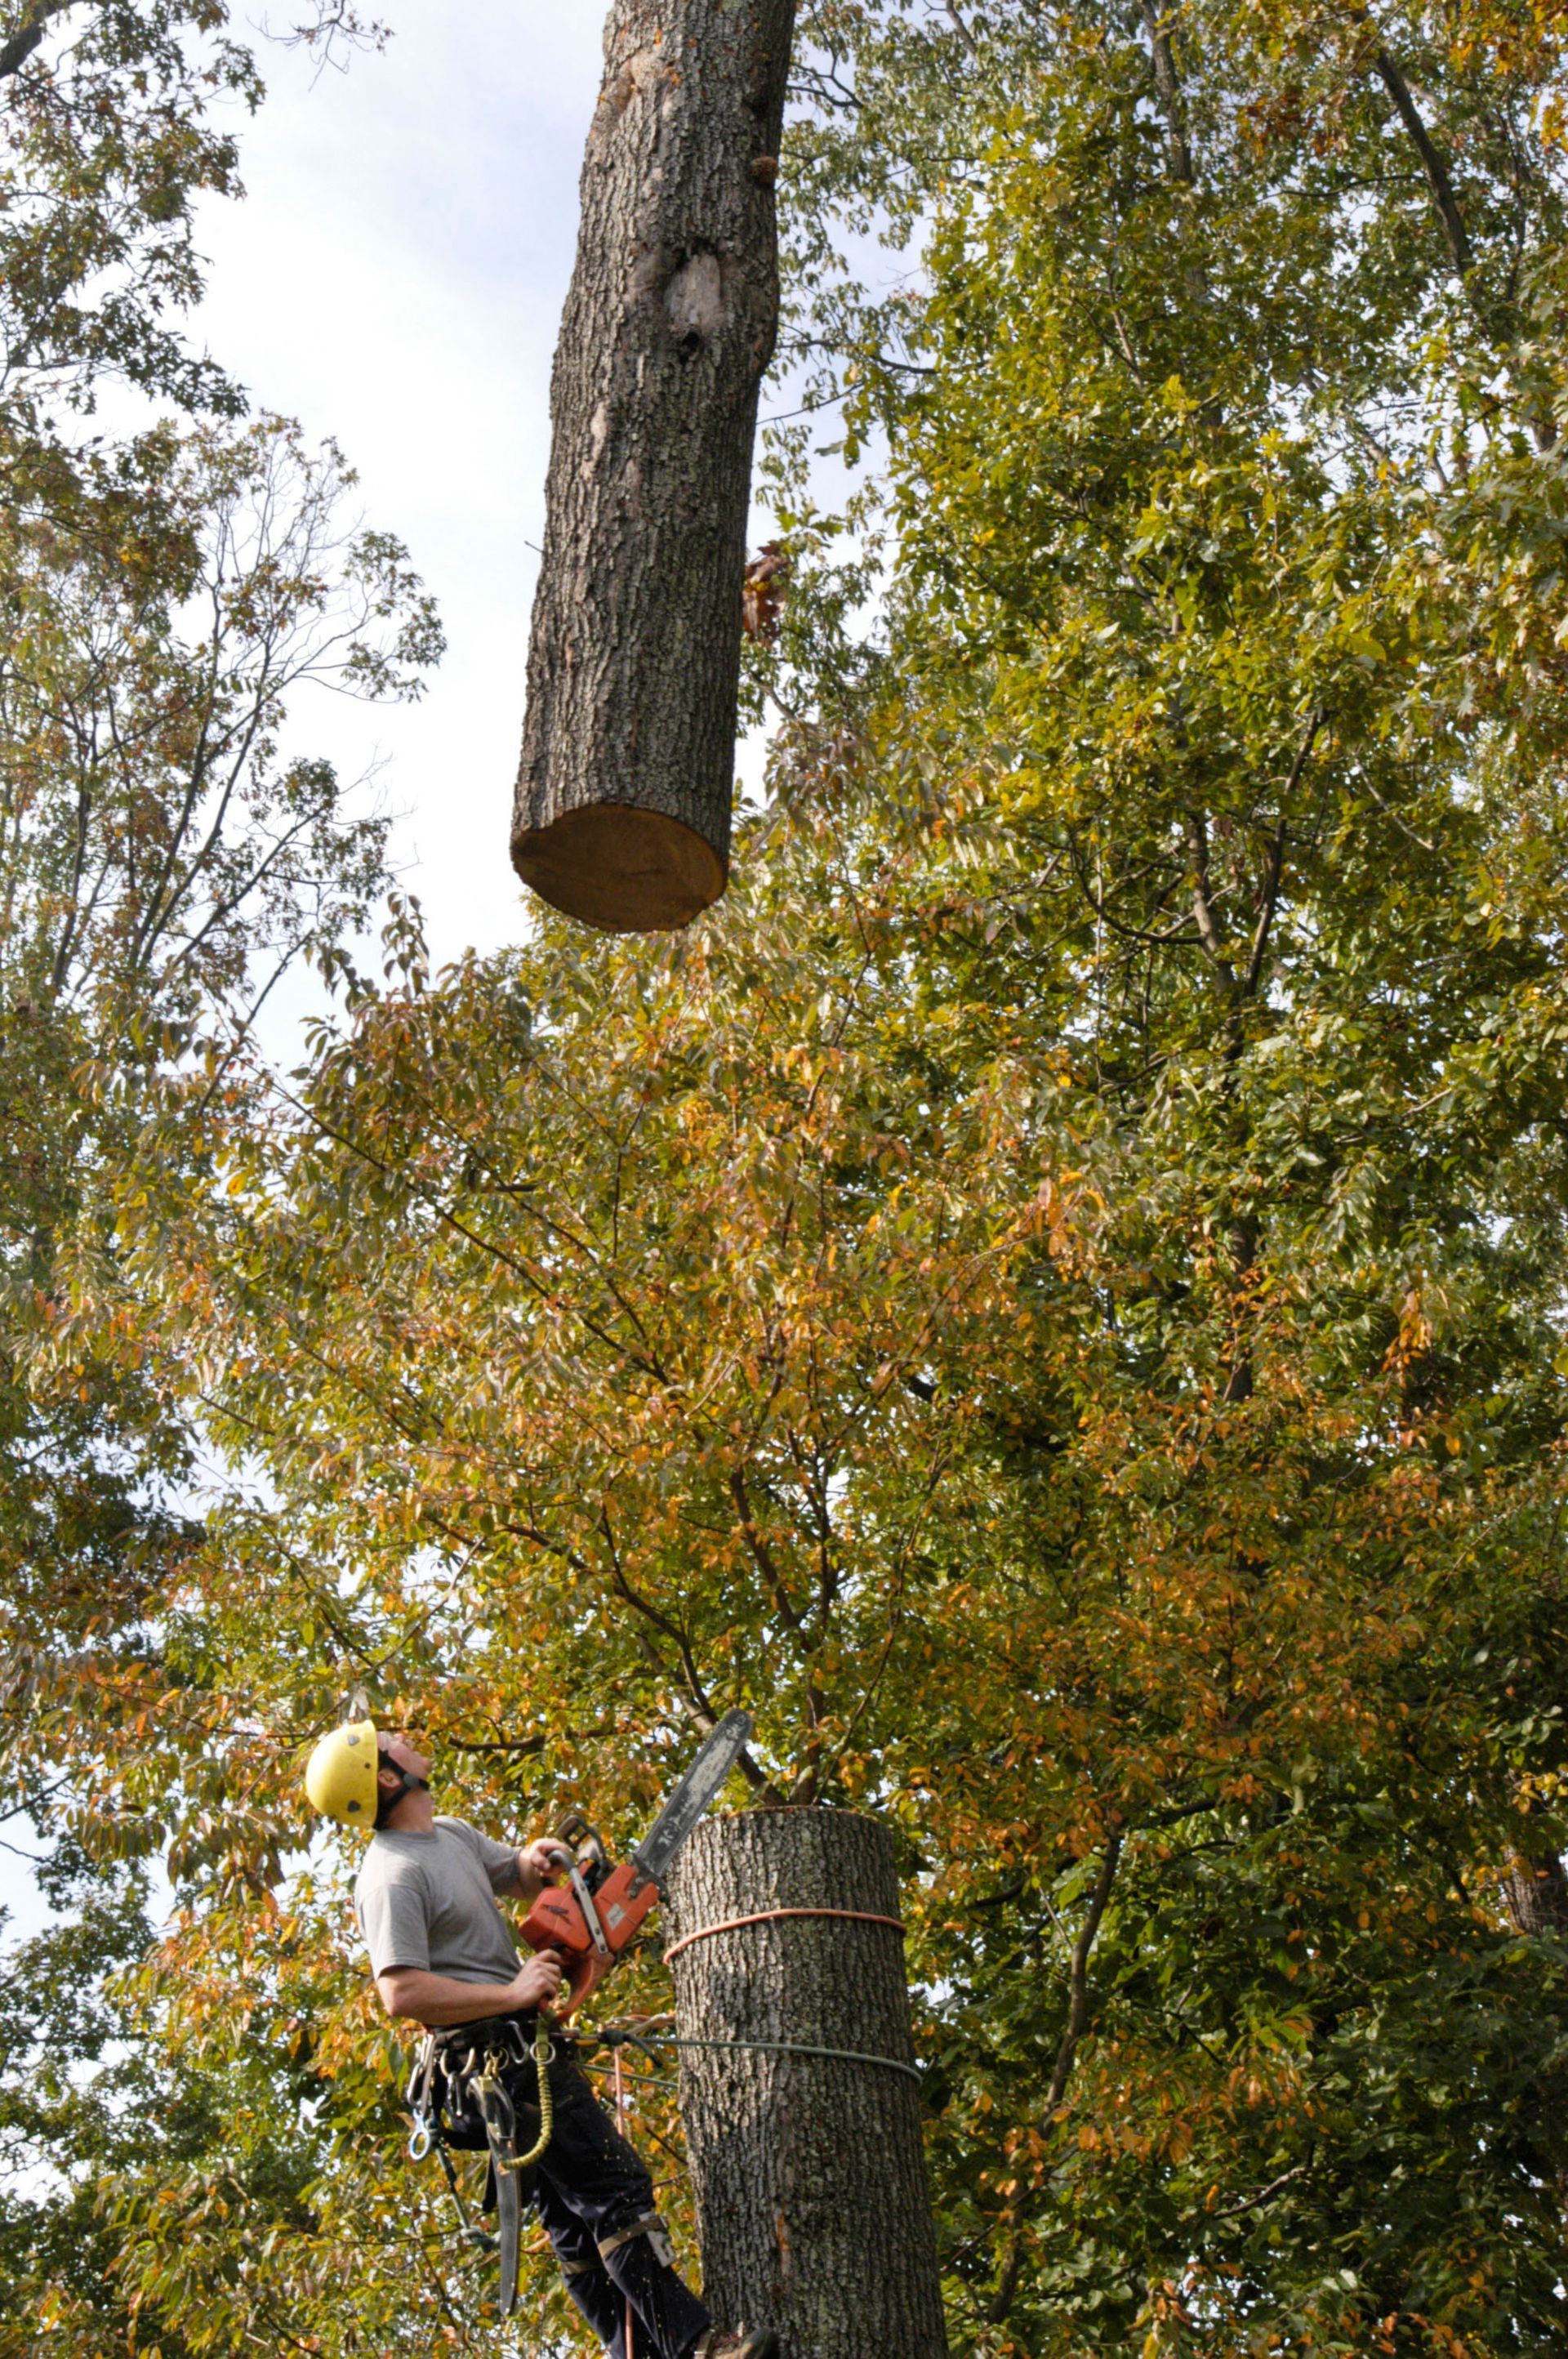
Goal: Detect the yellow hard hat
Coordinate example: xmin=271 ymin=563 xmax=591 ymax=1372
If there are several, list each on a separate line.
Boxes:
xmin=305 ymin=1717 xmax=381 ymax=1826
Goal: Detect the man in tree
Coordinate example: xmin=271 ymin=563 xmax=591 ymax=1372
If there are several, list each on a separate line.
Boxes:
xmin=305 ymin=1718 xmax=775 ymax=2359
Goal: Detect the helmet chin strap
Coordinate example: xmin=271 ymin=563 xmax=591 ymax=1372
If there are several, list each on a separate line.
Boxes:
xmin=375 ymin=1755 xmax=431 ymax=1827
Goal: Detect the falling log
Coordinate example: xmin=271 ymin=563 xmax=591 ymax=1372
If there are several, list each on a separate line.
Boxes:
xmin=513 ymin=0 xmax=798 ymax=934
xmin=666 ymin=1808 xmax=947 ymax=2359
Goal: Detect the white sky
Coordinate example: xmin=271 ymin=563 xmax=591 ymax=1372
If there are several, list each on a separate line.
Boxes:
xmin=195 ymin=6 xmax=608 ymax=972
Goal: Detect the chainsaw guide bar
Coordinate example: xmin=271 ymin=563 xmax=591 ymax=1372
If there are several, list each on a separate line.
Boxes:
xmin=632 ymin=1709 xmax=754 ymax=1891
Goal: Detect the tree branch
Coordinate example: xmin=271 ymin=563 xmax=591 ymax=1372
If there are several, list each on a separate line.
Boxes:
xmin=943 ymin=2 xmax=978 ymax=54
xmin=989 ymin=1827 xmax=1124 ymax=2322
xmin=1138 ymin=0 xmax=1195 ymax=186
xmin=1371 ymin=45 xmax=1472 ymax=274
xmin=0 ymin=0 xmax=75 ymax=82
xmin=729 ymin=1465 xmax=808 ymax=1639
xmin=1187 ymin=811 xmax=1237 ymax=991
xmin=1044 ymin=1831 xmax=1124 ymax=2119
xmin=1241 ymin=712 xmax=1322 ymax=998
xmin=1204 ymin=2164 xmax=1307 ymax=2220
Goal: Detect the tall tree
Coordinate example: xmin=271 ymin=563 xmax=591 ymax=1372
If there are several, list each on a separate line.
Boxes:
xmin=0 ymin=0 xmax=429 ymax=1668
xmin=0 ymin=407 xmax=442 ymax=2359
xmin=0 ymin=6 xmax=441 ymax=2339
xmin=16 ymin=2 xmax=1568 ymax=2355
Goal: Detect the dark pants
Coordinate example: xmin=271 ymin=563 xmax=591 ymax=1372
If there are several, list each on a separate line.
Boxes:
xmin=507 ymin=2043 xmax=710 ymax=2359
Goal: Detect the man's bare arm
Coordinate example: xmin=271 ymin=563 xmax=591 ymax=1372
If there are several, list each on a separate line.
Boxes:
xmin=377 ymin=1951 xmax=563 ymax=2026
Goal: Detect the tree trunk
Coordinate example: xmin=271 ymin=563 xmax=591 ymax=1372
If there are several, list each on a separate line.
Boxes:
xmin=512 ymin=0 xmax=796 ymax=934
xmin=666 ymin=1808 xmax=947 ymax=2359
xmin=1503 ymin=1848 xmax=1568 ymax=1937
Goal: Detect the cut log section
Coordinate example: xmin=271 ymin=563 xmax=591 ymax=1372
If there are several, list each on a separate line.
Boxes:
xmin=513 ymin=0 xmax=798 ymax=934
xmin=666 ymin=1808 xmax=948 ymax=2359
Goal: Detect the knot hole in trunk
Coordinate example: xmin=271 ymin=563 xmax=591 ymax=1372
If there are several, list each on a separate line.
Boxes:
xmin=666 ymin=250 xmax=725 ymax=359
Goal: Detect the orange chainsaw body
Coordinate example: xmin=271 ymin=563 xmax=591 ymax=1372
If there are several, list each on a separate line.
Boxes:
xmin=520 ymin=1858 xmax=661 ymax=2018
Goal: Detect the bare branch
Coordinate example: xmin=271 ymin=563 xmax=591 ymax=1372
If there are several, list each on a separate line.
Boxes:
xmin=265 ymin=2 xmax=389 ymax=78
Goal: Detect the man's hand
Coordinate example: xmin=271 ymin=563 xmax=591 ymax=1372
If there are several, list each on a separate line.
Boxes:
xmin=513 ymin=1836 xmax=574 ymax=1903
xmin=507 ymin=1951 xmax=564 ymax=2013
xmin=523 ymin=1838 xmax=572 ymax=1884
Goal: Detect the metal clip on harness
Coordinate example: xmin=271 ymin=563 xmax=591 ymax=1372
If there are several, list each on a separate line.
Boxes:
xmin=405 ymin=2034 xmax=496 ymax=2254
xmin=474 ymin=2012 xmax=555 ymax=2171
xmin=407 ymin=2033 xmax=439 ymax=2164
xmin=404 ymin=2013 xmax=556 ymax=2296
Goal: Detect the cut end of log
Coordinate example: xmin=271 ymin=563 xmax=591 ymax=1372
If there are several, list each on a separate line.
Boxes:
xmin=511 ymin=802 xmax=728 ymax=934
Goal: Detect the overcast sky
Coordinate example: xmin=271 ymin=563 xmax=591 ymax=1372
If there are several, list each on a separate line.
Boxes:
xmin=198 ymin=7 xmax=612 ymax=971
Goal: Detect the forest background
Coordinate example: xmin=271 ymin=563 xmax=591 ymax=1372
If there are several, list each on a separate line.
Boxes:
xmin=2 ymin=2 xmax=1567 ymax=2356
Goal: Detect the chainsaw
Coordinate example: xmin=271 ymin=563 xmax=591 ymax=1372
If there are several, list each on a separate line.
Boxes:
xmin=519 ymin=1708 xmax=753 ymax=2018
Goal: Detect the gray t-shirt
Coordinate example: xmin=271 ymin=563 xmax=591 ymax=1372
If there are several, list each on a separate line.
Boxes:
xmin=355 ymin=1816 xmax=522 ymax=1986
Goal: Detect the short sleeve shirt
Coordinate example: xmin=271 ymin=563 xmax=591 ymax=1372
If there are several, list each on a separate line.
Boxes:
xmin=354 ymin=1816 xmax=523 ymax=1986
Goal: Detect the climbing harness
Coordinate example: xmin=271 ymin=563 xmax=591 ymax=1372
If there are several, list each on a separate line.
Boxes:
xmin=406 ymin=2010 xmax=558 ymax=2318
xmin=474 ymin=2011 xmax=556 ymax=2173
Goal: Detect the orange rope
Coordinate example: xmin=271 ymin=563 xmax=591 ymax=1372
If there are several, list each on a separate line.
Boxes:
xmin=663 ymin=1907 xmax=906 ymax=1964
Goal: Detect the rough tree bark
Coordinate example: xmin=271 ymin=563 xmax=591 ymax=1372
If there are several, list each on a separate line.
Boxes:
xmin=666 ymin=1808 xmax=947 ymax=2359
xmin=512 ymin=0 xmax=796 ymax=934
xmin=1503 ymin=1848 xmax=1568 ymax=1937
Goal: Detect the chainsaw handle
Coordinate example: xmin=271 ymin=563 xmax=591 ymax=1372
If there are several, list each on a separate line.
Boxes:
xmin=560 ymin=1947 xmax=612 ymax=2018
xmin=521 ymin=1837 xmax=577 ymax=1891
